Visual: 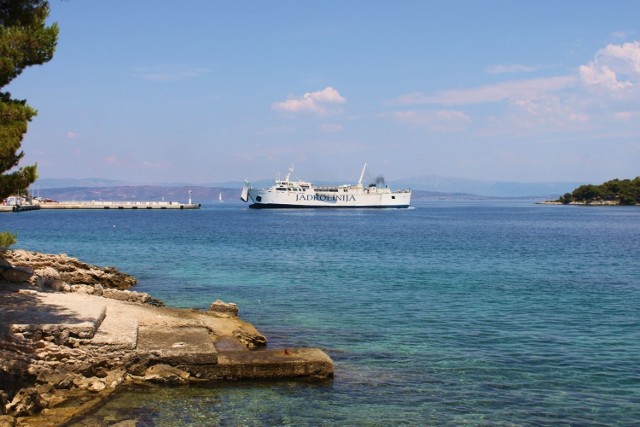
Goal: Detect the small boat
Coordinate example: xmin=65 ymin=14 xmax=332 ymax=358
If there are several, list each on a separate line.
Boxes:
xmin=218 ymin=192 xmax=223 ymax=203
xmin=240 ymin=164 xmax=411 ymax=209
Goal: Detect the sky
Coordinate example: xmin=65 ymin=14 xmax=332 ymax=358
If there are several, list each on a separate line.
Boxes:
xmin=7 ymin=0 xmax=640 ymax=185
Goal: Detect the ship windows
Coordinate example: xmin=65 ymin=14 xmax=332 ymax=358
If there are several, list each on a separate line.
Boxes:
xmin=392 ymin=196 xmax=396 ymax=199
xmin=256 ymin=196 xmax=262 ymax=202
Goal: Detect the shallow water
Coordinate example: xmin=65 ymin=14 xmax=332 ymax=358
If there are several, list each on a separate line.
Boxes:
xmin=4 ymin=201 xmax=640 ymax=425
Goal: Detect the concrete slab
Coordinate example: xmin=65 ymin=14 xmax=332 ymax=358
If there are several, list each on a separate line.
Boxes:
xmin=214 ymin=348 xmax=334 ymax=380
xmin=0 ymin=287 xmax=106 ymax=339
xmin=136 ymin=326 xmax=218 ymax=365
xmin=90 ymin=305 xmax=139 ymax=349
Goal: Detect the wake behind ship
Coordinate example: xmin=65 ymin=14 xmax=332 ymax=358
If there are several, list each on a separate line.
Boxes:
xmin=240 ymin=164 xmax=411 ymax=209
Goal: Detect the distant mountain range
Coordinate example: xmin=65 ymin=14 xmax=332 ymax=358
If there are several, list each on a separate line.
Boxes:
xmin=34 ymin=185 xmax=228 ymax=204
xmin=31 ymin=175 xmax=584 ymax=202
xmin=391 ymin=175 xmax=583 ymax=198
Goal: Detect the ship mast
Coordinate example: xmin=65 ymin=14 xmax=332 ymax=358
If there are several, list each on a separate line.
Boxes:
xmin=285 ymin=164 xmax=294 ymax=183
xmin=358 ymin=163 xmax=367 ymax=187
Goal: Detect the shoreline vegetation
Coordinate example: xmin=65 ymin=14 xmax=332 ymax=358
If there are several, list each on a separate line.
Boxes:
xmin=0 ymin=250 xmax=333 ymax=426
xmin=544 ymin=176 xmax=640 ymax=206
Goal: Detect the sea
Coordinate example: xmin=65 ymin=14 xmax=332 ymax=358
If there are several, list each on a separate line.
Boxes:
xmin=2 ymin=201 xmax=639 ymax=426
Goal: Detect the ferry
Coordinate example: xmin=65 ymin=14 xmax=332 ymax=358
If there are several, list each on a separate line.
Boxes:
xmin=240 ymin=164 xmax=411 ymax=209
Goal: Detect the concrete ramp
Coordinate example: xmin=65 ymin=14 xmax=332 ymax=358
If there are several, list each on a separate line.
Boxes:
xmin=91 ymin=305 xmax=139 ymax=349
xmin=136 ymin=326 xmax=218 ymax=365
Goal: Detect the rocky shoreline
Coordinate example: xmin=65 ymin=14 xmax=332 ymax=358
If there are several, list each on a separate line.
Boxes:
xmin=538 ymin=200 xmax=631 ymax=205
xmin=0 ymin=250 xmax=333 ymax=426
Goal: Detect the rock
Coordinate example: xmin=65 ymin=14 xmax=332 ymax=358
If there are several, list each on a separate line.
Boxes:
xmin=47 ymin=280 xmax=67 ymax=292
xmin=126 ymin=355 xmax=154 ymax=376
xmin=208 ymin=300 xmax=238 ymax=317
xmin=0 ymin=415 xmax=16 ymax=427
xmin=56 ymin=377 xmax=74 ymax=390
xmin=53 ymin=329 xmax=70 ymax=346
xmin=0 ymin=390 xmax=8 ymax=414
xmin=143 ymin=364 xmax=190 ymax=384
xmin=233 ymin=327 xmax=267 ymax=350
xmin=3 ymin=250 xmax=137 ymax=289
xmin=5 ymin=388 xmax=46 ymax=417
xmin=0 ymin=257 xmax=11 ymax=269
xmin=36 ymin=266 xmax=60 ymax=280
xmin=101 ymin=288 xmax=162 ymax=305
xmin=72 ymin=284 xmax=94 ymax=295
xmin=1 ymin=266 xmax=33 ymax=283
xmin=87 ymin=379 xmax=106 ymax=392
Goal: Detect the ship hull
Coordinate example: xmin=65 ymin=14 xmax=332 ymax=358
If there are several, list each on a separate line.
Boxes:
xmin=249 ymin=203 xmax=410 ymax=209
xmin=241 ymin=164 xmax=412 ymax=209
xmin=247 ymin=188 xmax=411 ymax=209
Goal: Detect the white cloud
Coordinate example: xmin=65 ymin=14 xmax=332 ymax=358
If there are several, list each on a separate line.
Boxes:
xmin=508 ymin=95 xmax=590 ymax=129
xmin=388 ymin=41 xmax=640 ymax=139
xmin=486 ymin=64 xmax=537 ymax=74
xmin=579 ymin=41 xmax=640 ymax=92
xmin=580 ymin=64 xmax=631 ymax=90
xmin=133 ymin=65 xmax=210 ymax=82
xmin=387 ymin=110 xmax=471 ymax=131
xmin=67 ymin=131 xmax=79 ymax=139
xmin=272 ymin=87 xmax=346 ymax=114
xmin=394 ymin=76 xmax=576 ymax=106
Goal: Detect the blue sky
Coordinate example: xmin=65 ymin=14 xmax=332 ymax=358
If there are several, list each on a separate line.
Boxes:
xmin=8 ymin=0 xmax=640 ymax=185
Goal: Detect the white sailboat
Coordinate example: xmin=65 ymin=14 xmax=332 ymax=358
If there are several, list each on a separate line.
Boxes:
xmin=218 ymin=192 xmax=223 ymax=203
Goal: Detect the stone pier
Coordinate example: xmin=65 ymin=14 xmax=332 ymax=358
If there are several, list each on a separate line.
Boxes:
xmin=1 ymin=271 xmax=332 ymax=425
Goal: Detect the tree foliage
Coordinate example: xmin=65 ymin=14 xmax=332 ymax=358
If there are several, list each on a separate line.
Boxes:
xmin=0 ymin=230 xmax=16 ymax=252
xmin=560 ymin=177 xmax=640 ymax=205
xmin=0 ymin=0 xmax=57 ymax=199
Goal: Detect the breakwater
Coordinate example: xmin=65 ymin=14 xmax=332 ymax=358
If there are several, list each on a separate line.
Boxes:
xmin=0 ymin=205 xmax=40 ymax=212
xmin=40 ymin=201 xmax=201 ymax=209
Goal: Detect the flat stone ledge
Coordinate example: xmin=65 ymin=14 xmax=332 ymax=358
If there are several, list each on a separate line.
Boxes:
xmin=89 ymin=306 xmax=139 ymax=349
xmin=136 ymin=326 xmax=218 ymax=365
xmin=1 ymin=289 xmax=107 ymax=339
xmin=214 ymin=348 xmax=334 ymax=380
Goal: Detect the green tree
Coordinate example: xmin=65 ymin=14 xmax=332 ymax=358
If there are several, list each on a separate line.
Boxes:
xmin=572 ymin=184 xmax=603 ymax=201
xmin=619 ymin=192 xmax=636 ymax=206
xmin=0 ymin=230 xmax=16 ymax=252
xmin=563 ymin=177 xmax=640 ymax=205
xmin=559 ymin=192 xmax=573 ymax=204
xmin=0 ymin=0 xmax=57 ymax=199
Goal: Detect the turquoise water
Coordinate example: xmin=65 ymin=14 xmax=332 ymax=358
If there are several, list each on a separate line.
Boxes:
xmin=3 ymin=201 xmax=639 ymax=425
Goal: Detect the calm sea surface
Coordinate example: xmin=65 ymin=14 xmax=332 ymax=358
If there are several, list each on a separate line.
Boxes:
xmin=3 ymin=201 xmax=639 ymax=426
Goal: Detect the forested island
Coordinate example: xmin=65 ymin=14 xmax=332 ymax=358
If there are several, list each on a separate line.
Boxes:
xmin=556 ymin=177 xmax=640 ymax=205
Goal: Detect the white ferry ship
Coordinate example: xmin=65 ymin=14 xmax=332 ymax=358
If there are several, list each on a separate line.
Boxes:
xmin=240 ymin=164 xmax=411 ymax=209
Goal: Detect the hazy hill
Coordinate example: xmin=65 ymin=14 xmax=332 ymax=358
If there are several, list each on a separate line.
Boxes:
xmin=391 ymin=175 xmax=583 ymax=198
xmin=35 ymin=186 xmax=532 ymax=204
xmin=37 ymin=186 xmax=230 ymax=203
xmin=33 ymin=175 xmax=583 ymax=200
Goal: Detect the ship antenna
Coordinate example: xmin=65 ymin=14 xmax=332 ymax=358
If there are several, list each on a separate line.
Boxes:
xmin=358 ymin=162 xmax=367 ymax=186
xmin=285 ymin=164 xmax=294 ymax=183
